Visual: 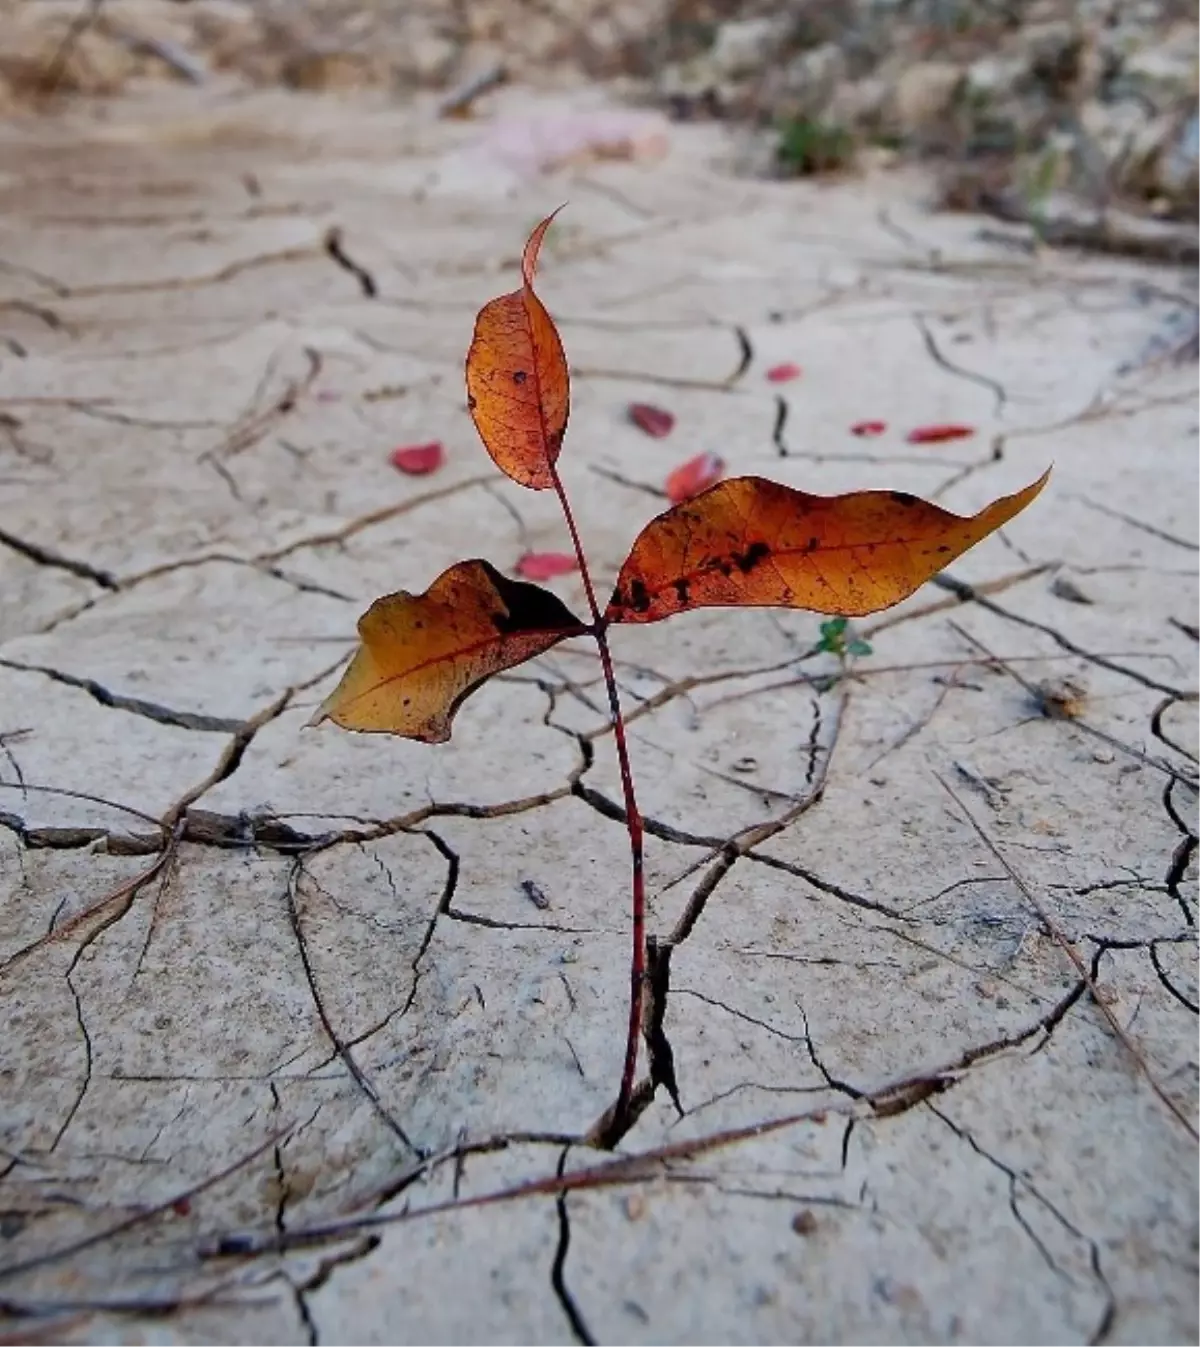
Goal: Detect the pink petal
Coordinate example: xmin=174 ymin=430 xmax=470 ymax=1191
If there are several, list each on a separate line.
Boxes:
xmin=389 ymin=441 xmax=445 ymax=475
xmin=766 ymin=363 xmax=802 ymax=383
xmin=906 ymin=423 xmax=976 ymax=444
xmin=850 ymin=420 xmax=887 ymax=437
xmin=665 ymin=451 xmax=725 ymax=504
xmin=516 ymin=551 xmax=578 ymax=581
xmin=628 ymin=403 xmax=675 ymax=438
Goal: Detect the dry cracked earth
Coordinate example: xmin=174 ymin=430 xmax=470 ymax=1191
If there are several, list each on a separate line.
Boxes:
xmin=0 ymin=83 xmax=1197 ymax=1346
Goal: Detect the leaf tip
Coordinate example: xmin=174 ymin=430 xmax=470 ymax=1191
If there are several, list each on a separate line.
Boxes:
xmin=1019 ymin=463 xmax=1053 ymax=503
xmin=522 ymin=205 xmax=568 ymax=283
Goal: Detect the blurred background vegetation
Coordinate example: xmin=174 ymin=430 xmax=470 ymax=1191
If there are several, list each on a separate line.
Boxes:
xmin=3 ymin=0 xmax=1196 ymax=242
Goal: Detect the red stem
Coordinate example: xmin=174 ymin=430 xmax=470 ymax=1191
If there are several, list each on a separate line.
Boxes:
xmin=549 ymin=465 xmax=645 ymax=1124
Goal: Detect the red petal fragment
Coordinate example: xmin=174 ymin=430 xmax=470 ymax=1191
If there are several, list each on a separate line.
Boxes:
xmin=516 ymin=551 xmax=579 ymax=581
xmin=390 ymin=441 xmax=445 ymax=475
xmin=766 ymin=363 xmax=802 ymax=383
xmin=851 ymin=420 xmax=887 ymax=437
xmin=665 ymin=451 xmax=726 ymax=504
xmin=906 ymin=423 xmax=975 ymax=444
xmin=628 ymin=403 xmax=675 ymax=438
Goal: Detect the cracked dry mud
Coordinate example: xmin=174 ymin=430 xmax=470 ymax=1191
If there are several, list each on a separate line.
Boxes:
xmin=0 ymin=82 xmax=1197 ymax=1346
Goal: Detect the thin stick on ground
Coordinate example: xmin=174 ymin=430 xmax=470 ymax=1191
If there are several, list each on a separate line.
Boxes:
xmin=935 ymin=772 xmax=1197 ymax=1142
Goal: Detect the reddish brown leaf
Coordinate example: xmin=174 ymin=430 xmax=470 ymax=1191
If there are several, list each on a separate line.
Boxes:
xmin=906 ymin=423 xmax=975 ymax=444
xmin=850 ymin=420 xmax=887 ymax=437
xmin=389 ymin=441 xmax=445 ymax=475
xmin=665 ymin=452 xmax=725 ymax=504
xmin=465 ymin=212 xmax=569 ymax=490
xmin=628 ymin=403 xmax=675 ymax=438
xmin=309 ymin=559 xmax=585 ymax=742
xmin=766 ymin=363 xmax=802 ymax=383
xmin=605 ymin=470 xmax=1050 ymax=625
xmin=516 ymin=551 xmax=578 ymax=581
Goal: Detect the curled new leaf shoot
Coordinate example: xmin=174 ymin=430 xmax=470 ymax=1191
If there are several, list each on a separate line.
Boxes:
xmin=465 ymin=211 xmax=569 ymax=490
xmin=605 ymin=471 xmax=1050 ymax=625
xmin=310 ymin=559 xmax=586 ymax=743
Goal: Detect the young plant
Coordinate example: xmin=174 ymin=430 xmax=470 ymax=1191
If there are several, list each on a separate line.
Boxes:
xmin=817 ymin=616 xmax=872 ymax=659
xmin=311 ymin=211 xmax=1049 ymax=1135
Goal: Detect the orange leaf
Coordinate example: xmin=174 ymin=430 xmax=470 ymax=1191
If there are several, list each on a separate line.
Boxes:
xmin=605 ymin=471 xmax=1050 ymax=625
xmin=665 ymin=451 xmax=725 ymax=504
xmin=309 ymin=559 xmax=585 ymax=742
xmin=465 ymin=212 xmax=569 ymax=490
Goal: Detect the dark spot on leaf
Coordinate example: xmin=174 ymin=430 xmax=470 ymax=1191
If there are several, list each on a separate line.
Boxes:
xmin=467 ymin=394 xmax=477 ymax=410
xmin=890 ymin=491 xmax=918 ymax=506
xmin=804 ymin=536 xmax=820 ymax=554
xmin=936 ymin=545 xmax=951 ymax=553
xmin=733 ymin=540 xmax=770 ymax=574
xmin=672 ymin=577 xmax=691 ymax=605
xmin=513 ymin=370 xmax=527 ymax=385
xmin=629 ymin=578 xmax=651 ymax=613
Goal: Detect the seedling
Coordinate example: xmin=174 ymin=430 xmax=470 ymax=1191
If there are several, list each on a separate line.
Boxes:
xmin=311 ymin=211 xmax=1048 ymax=1138
xmin=817 ymin=616 xmax=872 ymax=659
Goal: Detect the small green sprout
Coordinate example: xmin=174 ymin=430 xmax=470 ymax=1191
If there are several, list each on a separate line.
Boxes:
xmin=817 ymin=616 xmax=873 ymax=658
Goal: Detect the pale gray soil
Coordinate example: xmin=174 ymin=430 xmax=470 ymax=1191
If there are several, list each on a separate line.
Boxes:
xmin=0 ymin=81 xmax=1196 ymax=1345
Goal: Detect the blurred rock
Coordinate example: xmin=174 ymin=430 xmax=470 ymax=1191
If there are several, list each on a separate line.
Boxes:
xmin=709 ymin=18 xmax=789 ymax=82
xmin=1118 ymin=23 xmax=1200 ymax=110
xmin=1160 ymin=104 xmax=1200 ymax=198
xmin=1020 ymin=20 xmax=1085 ymax=95
xmin=965 ymin=55 xmax=1031 ymax=105
xmin=1079 ymin=97 xmax=1149 ymax=166
xmin=282 ymin=50 xmax=381 ymax=92
xmin=886 ymin=61 xmax=962 ymax=138
xmin=778 ymin=43 xmax=849 ymax=120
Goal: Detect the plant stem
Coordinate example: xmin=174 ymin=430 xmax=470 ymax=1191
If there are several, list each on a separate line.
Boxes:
xmin=549 ymin=465 xmax=646 ymax=1127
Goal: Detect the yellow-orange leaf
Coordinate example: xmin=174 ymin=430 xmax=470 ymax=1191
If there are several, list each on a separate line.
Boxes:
xmin=309 ymin=560 xmax=586 ymax=742
xmin=465 ymin=212 xmax=569 ymax=490
xmin=605 ymin=471 xmax=1050 ymax=625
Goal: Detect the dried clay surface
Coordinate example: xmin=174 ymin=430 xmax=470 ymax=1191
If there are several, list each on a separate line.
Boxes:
xmin=0 ymin=81 xmax=1196 ymax=1346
